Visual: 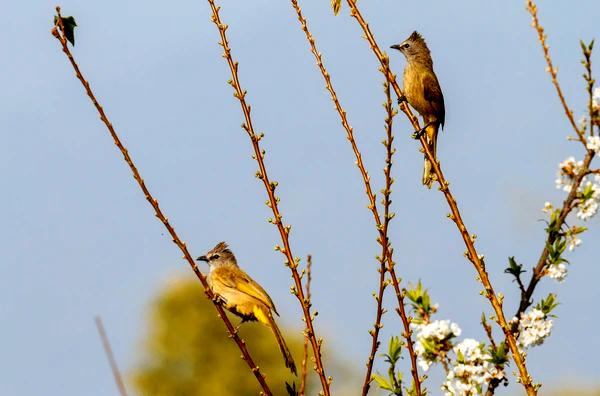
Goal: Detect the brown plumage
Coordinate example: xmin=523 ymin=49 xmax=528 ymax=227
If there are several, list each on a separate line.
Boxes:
xmin=197 ymin=242 xmax=297 ymax=375
xmin=391 ymin=31 xmax=445 ymax=188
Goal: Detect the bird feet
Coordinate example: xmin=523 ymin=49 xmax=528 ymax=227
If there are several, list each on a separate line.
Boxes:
xmin=411 ymin=122 xmax=433 ymax=140
xmin=397 ymin=94 xmax=408 ymax=105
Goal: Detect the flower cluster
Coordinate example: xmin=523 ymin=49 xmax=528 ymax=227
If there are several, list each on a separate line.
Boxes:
xmin=412 ymin=320 xmax=461 ymax=371
xmin=442 ymin=339 xmax=502 ymax=396
xmin=545 ymin=262 xmax=567 ymax=282
xmin=555 ymin=156 xmax=584 ymax=192
xmin=576 ymin=178 xmax=600 ymax=220
xmin=514 ymin=308 xmax=553 ymax=349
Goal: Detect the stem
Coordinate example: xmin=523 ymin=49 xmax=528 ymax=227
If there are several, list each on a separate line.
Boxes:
xmin=362 ymin=76 xmax=397 ymax=395
xmin=299 ymin=255 xmax=313 ymax=396
xmin=288 ymin=1 xmax=422 ymax=394
xmin=526 ymin=0 xmax=586 ymax=143
xmin=344 ymin=1 xmax=536 ymax=393
xmin=94 ymin=317 xmax=128 ymax=396
xmin=205 ymin=2 xmax=330 ymax=394
xmin=51 ymin=11 xmax=272 ymax=395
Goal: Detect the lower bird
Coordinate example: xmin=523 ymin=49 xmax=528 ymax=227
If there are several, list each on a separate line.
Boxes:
xmin=391 ymin=31 xmax=446 ymax=188
xmin=197 ymin=242 xmax=297 ymax=375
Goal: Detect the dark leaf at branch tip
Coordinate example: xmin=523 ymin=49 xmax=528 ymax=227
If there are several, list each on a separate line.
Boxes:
xmin=285 ymin=381 xmax=298 ymax=396
xmin=54 ymin=15 xmax=77 ymax=46
xmin=331 ymin=0 xmax=342 ymax=15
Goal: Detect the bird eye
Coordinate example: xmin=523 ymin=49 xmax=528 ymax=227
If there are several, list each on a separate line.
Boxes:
xmin=403 ymin=43 xmax=410 ymax=49
xmin=212 ymin=254 xmax=220 ymax=259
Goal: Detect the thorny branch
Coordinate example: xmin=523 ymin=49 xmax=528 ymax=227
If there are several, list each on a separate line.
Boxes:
xmin=299 ymin=255 xmax=313 ymax=396
xmin=525 ymin=0 xmax=585 ymax=143
xmin=362 ymin=75 xmax=397 ymax=395
xmin=51 ymin=10 xmax=273 ymax=395
xmin=288 ymin=1 xmax=422 ymax=394
xmin=343 ymin=0 xmax=537 ymax=393
xmin=205 ymin=2 xmax=331 ymax=394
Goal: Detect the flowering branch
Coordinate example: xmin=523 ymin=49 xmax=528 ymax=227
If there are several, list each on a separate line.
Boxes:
xmin=299 ymin=254 xmax=313 ymax=396
xmin=343 ymin=1 xmax=537 ymax=394
xmin=51 ymin=9 xmax=273 ymax=395
xmin=513 ymin=0 xmax=598 ymax=323
xmin=94 ymin=316 xmax=128 ymax=396
xmin=288 ymin=1 xmax=422 ymax=394
xmin=205 ymin=2 xmax=330 ymax=394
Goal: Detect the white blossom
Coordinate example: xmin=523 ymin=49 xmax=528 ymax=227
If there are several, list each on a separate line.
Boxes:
xmin=555 ymin=156 xmax=584 ymax=192
xmin=576 ymin=181 xmax=600 ymax=220
xmin=593 ymin=87 xmax=600 ymax=108
xmin=412 ymin=320 xmax=461 ymax=371
xmin=542 ymin=201 xmax=553 ymax=213
xmin=442 ymin=339 xmax=502 ymax=396
xmin=516 ymin=309 xmax=553 ymax=349
xmin=587 ymin=136 xmax=600 ymax=153
xmin=568 ymin=236 xmax=582 ymax=251
xmin=546 ymin=263 xmax=567 ymax=282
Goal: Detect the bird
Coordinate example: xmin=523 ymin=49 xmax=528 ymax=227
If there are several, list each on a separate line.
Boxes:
xmin=197 ymin=242 xmax=297 ymax=375
xmin=391 ymin=31 xmax=445 ymax=188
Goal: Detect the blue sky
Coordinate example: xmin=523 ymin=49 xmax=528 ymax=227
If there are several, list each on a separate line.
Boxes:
xmin=1 ymin=0 xmax=599 ymax=394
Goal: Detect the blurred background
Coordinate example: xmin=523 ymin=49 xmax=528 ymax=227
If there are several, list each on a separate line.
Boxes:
xmin=1 ymin=0 xmax=599 ymax=394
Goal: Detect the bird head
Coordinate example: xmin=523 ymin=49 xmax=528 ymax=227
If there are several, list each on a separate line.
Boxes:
xmin=197 ymin=241 xmax=238 ymax=268
xmin=391 ymin=31 xmax=430 ymax=62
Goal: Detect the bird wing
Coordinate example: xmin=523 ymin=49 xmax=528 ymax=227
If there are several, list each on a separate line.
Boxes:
xmin=219 ymin=268 xmax=279 ymax=315
xmin=422 ymin=73 xmax=445 ymax=128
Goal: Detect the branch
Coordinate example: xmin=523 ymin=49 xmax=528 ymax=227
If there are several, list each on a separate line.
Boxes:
xmin=299 ymin=254 xmax=313 ymax=396
xmin=205 ymin=2 xmax=330 ymax=394
xmin=288 ymin=1 xmax=422 ymax=394
xmin=362 ymin=74 xmax=397 ymax=395
xmin=51 ymin=11 xmax=272 ymax=395
xmin=94 ymin=317 xmax=128 ymax=396
xmin=343 ymin=1 xmax=537 ymax=393
xmin=525 ymin=0 xmax=586 ymax=143
xmin=516 ymin=7 xmax=597 ymax=318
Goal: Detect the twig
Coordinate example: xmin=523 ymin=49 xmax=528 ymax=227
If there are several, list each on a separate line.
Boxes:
xmin=299 ymin=254 xmax=313 ymax=396
xmin=361 ymin=74 xmax=397 ymax=395
xmin=94 ymin=317 xmax=128 ymax=396
xmin=288 ymin=1 xmax=422 ymax=394
xmin=343 ymin=1 xmax=537 ymax=393
xmin=51 ymin=11 xmax=272 ymax=395
xmin=205 ymin=2 xmax=330 ymax=394
xmin=516 ymin=0 xmax=597 ymax=320
xmin=525 ymin=0 xmax=585 ymax=143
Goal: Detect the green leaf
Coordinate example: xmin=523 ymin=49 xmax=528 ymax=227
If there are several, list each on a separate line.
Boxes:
xmin=54 ymin=15 xmax=77 ymax=46
xmin=487 ymin=342 xmax=509 ymax=366
xmin=372 ymin=373 xmax=394 ymax=391
xmin=504 ymin=256 xmax=525 ymax=277
xmin=536 ymin=293 xmax=559 ymax=316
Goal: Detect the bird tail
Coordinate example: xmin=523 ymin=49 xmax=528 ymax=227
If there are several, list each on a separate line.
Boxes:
xmin=265 ymin=311 xmax=297 ymax=375
xmin=422 ymin=122 xmax=439 ymax=188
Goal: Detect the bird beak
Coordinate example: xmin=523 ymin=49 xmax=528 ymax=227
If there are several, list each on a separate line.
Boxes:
xmin=390 ymin=44 xmax=402 ymax=51
xmin=196 ymin=255 xmax=208 ymax=262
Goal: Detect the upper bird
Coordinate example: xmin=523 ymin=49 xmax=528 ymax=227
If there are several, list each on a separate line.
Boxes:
xmin=197 ymin=242 xmax=297 ymax=375
xmin=391 ymin=31 xmax=445 ymax=188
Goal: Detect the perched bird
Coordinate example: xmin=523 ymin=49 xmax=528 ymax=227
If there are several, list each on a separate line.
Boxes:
xmin=391 ymin=31 xmax=445 ymax=188
xmin=197 ymin=242 xmax=297 ymax=374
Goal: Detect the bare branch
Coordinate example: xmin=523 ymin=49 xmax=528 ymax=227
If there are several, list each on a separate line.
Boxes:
xmin=94 ymin=317 xmax=128 ymax=396
xmin=205 ymin=2 xmax=330 ymax=393
xmin=51 ymin=11 xmax=272 ymax=395
xmin=343 ymin=1 xmax=536 ymax=393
